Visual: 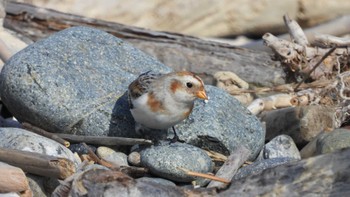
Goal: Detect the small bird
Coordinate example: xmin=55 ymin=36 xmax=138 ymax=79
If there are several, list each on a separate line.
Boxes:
xmin=128 ymin=71 xmax=208 ymax=141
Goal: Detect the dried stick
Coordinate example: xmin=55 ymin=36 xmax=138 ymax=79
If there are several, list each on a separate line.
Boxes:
xmin=294 ymin=46 xmax=337 ymax=91
xmin=207 ymin=146 xmax=251 ymax=188
xmin=22 ymin=122 xmax=70 ymax=147
xmin=57 ymin=133 xmax=153 ymax=146
xmin=178 ymin=167 xmax=230 ymax=184
xmin=204 ymin=150 xmax=227 ymax=162
xmin=314 ymin=34 xmax=350 ymax=47
xmin=283 ymin=14 xmax=309 ymax=46
xmin=0 ymin=147 xmax=75 ymax=179
xmin=81 ymin=142 xmax=116 ymax=169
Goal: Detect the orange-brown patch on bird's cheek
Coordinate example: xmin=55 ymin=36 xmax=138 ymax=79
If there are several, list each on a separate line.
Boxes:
xmin=170 ymin=80 xmax=182 ymax=93
xmin=147 ymin=92 xmax=164 ymax=112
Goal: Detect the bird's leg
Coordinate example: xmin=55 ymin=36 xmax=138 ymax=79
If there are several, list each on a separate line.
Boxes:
xmin=170 ymin=126 xmax=184 ymax=143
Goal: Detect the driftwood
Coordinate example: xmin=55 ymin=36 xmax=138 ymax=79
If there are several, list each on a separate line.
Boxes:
xmin=30 ymin=0 xmax=350 ymax=38
xmin=248 ymin=94 xmax=293 ymax=115
xmin=3 ymin=2 xmax=284 ymax=87
xmin=244 ymin=15 xmax=350 ymax=50
xmin=56 ymin=133 xmax=153 ymax=146
xmin=207 ymin=145 xmax=251 ymax=189
xmin=0 ymin=161 xmax=31 ymax=196
xmin=22 ymin=122 xmax=70 ymax=147
xmin=0 ymin=147 xmax=75 ymax=179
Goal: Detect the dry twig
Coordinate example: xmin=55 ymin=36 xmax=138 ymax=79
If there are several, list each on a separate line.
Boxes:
xmin=178 ymin=167 xmax=230 ymax=184
xmin=22 ymin=122 xmax=70 ymax=147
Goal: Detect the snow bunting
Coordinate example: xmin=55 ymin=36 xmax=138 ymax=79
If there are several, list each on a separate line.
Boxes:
xmin=128 ymin=71 xmax=208 ymax=141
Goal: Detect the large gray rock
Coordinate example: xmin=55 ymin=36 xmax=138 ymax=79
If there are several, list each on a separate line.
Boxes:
xmin=175 ymin=85 xmax=265 ymax=160
xmin=0 ymin=26 xmax=171 ymax=136
xmin=140 ymin=141 xmax=213 ymax=182
xmin=220 ymin=148 xmax=350 ymax=196
xmin=0 ymin=128 xmax=80 ymax=166
xmin=0 ymin=26 xmax=264 ymax=159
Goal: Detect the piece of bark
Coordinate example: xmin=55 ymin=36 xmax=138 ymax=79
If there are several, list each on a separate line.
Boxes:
xmin=0 ymin=162 xmax=31 ymax=195
xmin=0 ymin=147 xmax=75 ymax=179
xmin=220 ymin=147 xmax=350 ymax=196
xmin=3 ymin=1 xmax=285 ymax=87
xmin=207 ymin=145 xmax=250 ymax=189
xmin=56 ymin=133 xmax=153 ymax=146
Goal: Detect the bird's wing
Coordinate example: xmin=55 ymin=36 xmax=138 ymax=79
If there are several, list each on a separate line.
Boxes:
xmin=128 ymin=71 xmax=162 ymax=108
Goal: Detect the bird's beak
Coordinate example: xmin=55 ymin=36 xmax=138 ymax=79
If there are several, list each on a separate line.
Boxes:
xmin=196 ymin=90 xmax=208 ymax=100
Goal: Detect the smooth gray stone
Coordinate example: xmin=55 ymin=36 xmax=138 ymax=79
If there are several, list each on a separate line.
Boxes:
xmin=96 ymin=146 xmax=129 ymax=166
xmin=0 ymin=26 xmax=170 ymax=136
xmin=234 ymin=157 xmax=295 ymax=180
xmin=316 ymin=128 xmax=350 ymax=154
xmin=257 ymin=134 xmax=301 ymax=161
xmin=0 ymin=128 xmax=80 ymax=166
xmin=140 ymin=141 xmax=214 ymax=182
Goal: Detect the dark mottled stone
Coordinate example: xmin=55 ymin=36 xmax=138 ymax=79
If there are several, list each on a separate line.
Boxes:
xmin=234 ymin=157 xmax=295 ymax=180
xmin=257 ymin=135 xmax=300 ymax=161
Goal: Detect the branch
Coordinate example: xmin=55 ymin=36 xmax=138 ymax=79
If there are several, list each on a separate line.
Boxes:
xmin=207 ymin=146 xmax=251 ymax=189
xmin=0 ymin=147 xmax=75 ymax=179
xmin=283 ymin=14 xmax=309 ymax=46
xmin=22 ymin=122 xmax=70 ymax=147
xmin=57 ymin=133 xmax=153 ymax=146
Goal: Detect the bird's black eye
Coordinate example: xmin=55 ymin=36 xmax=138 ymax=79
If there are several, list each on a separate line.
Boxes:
xmin=186 ymin=82 xmax=193 ymax=88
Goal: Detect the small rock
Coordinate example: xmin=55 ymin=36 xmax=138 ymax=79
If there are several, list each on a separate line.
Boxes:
xmin=257 ymin=135 xmax=300 ymax=161
xmin=128 ymin=151 xmax=141 ymax=166
xmin=140 ymin=141 xmax=213 ymax=182
xmin=316 ymin=128 xmax=350 ymax=155
xmin=0 ymin=128 xmax=80 ymax=166
xmin=97 ymin=146 xmax=129 ymax=166
xmin=69 ymin=143 xmax=97 ymax=155
xmin=234 ymin=157 xmax=295 ymax=180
